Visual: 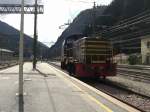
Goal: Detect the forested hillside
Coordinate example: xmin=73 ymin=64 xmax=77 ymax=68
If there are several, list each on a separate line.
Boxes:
xmin=49 ymin=0 xmax=150 ymax=58
xmin=0 ymin=20 xmax=49 ymax=57
xmin=104 ymin=0 xmax=150 ymax=21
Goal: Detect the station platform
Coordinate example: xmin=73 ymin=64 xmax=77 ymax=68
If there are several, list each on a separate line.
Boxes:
xmin=50 ymin=61 xmax=150 ymax=97
xmin=0 ymin=62 xmax=140 ymax=112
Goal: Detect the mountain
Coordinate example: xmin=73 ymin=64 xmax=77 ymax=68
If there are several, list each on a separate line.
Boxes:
xmin=49 ymin=6 xmax=107 ymax=57
xmin=0 ymin=20 xmax=48 ymax=58
xmin=104 ymin=0 xmax=150 ymax=20
xmin=49 ymin=0 xmax=150 ymax=58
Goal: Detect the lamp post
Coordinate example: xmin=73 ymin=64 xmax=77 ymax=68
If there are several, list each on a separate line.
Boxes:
xmin=33 ymin=0 xmax=38 ymax=69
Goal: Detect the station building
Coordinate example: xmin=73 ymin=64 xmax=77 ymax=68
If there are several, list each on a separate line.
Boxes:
xmin=0 ymin=48 xmax=14 ymax=64
xmin=113 ymin=53 xmax=129 ymax=64
xmin=141 ymin=35 xmax=150 ymax=65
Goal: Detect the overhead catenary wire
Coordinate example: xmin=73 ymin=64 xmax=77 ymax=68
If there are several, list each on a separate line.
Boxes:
xmin=60 ymin=0 xmax=96 ymax=30
xmin=106 ymin=11 xmax=150 ymax=33
xmin=57 ymin=1 xmax=150 ymax=57
xmin=100 ymin=10 xmax=150 ymax=50
xmin=108 ymin=28 xmax=150 ymax=41
xmin=65 ymin=0 xmax=94 ymax=4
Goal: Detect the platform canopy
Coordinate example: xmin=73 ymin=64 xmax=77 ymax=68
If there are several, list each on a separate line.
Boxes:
xmin=0 ymin=0 xmax=43 ymax=5
xmin=0 ymin=0 xmax=44 ymax=14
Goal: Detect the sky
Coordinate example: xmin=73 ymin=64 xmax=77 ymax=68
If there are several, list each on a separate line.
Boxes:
xmin=0 ymin=0 xmax=113 ymax=47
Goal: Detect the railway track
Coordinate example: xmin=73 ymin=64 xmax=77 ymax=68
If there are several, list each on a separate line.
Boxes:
xmin=48 ymin=61 xmax=150 ymax=112
xmin=117 ymin=65 xmax=150 ymax=83
xmin=84 ymin=79 xmax=150 ymax=112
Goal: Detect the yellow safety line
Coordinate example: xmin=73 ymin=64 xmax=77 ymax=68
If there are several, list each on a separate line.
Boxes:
xmin=88 ymin=95 xmax=113 ymax=112
xmin=70 ymin=81 xmax=113 ymax=112
xmin=50 ymin=65 xmax=114 ymax=112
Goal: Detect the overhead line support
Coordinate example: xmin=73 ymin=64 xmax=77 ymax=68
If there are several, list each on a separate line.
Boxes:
xmin=33 ymin=0 xmax=38 ymax=69
xmin=0 ymin=4 xmax=44 ymax=14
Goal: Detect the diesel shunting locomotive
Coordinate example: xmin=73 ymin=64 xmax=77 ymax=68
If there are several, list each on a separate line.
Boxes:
xmin=61 ymin=37 xmax=116 ymax=78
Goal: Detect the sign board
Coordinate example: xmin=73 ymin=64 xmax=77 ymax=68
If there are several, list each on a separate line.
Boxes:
xmin=0 ymin=0 xmax=42 ymax=5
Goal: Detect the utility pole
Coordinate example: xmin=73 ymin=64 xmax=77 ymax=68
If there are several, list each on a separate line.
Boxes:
xmin=143 ymin=0 xmax=146 ymax=10
xmin=19 ymin=0 xmax=24 ymax=97
xmin=33 ymin=0 xmax=38 ymax=69
xmin=0 ymin=2 xmax=43 ymax=70
xmin=92 ymin=1 xmax=96 ymax=37
xmin=18 ymin=0 xmax=24 ymax=111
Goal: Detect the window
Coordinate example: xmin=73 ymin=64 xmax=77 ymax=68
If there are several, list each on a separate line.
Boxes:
xmin=146 ymin=55 xmax=150 ymax=65
xmin=147 ymin=41 xmax=150 ymax=48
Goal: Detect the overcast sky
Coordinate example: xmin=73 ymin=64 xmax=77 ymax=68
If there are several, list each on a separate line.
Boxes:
xmin=0 ymin=0 xmax=113 ymax=47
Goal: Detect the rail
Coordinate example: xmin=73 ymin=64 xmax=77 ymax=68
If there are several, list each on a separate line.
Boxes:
xmin=117 ymin=65 xmax=150 ymax=83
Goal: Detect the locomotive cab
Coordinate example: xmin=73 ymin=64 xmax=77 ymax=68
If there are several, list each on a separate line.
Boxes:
xmin=61 ymin=36 xmax=79 ymax=70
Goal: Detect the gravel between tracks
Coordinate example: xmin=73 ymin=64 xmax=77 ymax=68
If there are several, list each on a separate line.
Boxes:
xmin=82 ymin=79 xmax=150 ymax=112
xmin=108 ymin=76 xmax=150 ymax=96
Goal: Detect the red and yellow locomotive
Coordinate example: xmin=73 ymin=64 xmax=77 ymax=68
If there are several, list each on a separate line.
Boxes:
xmin=61 ymin=37 xmax=116 ymax=78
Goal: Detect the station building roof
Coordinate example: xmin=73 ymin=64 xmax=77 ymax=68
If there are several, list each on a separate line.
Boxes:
xmin=0 ymin=48 xmax=14 ymax=53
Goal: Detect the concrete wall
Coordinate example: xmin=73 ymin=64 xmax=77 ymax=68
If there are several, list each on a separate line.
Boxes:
xmin=141 ymin=35 xmax=150 ymax=64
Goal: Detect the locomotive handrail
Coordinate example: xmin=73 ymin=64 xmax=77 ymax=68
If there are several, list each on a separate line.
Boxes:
xmin=81 ymin=45 xmax=112 ymax=48
xmin=81 ymin=54 xmax=112 ymax=56
xmin=83 ymin=49 xmax=112 ymax=51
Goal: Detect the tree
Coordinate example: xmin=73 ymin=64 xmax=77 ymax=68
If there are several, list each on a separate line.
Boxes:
xmin=128 ymin=54 xmax=140 ymax=65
